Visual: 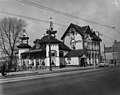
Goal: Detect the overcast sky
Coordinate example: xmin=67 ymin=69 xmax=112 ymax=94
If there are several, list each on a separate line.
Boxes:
xmin=0 ymin=0 xmax=120 ymax=48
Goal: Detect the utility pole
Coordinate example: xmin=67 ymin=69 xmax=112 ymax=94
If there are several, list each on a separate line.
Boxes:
xmin=104 ymin=44 xmax=106 ymax=63
xmin=46 ymin=18 xmax=57 ymax=71
xmin=96 ymin=31 xmax=102 ymax=63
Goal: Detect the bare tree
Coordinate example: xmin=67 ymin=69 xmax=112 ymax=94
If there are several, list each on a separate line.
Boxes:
xmin=0 ymin=17 xmax=27 ymax=71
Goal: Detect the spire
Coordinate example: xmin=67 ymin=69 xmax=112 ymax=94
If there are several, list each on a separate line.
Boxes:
xmin=20 ymin=29 xmax=29 ymax=44
xmin=46 ymin=17 xmax=57 ymax=37
xmin=23 ymin=29 xmax=28 ymax=37
xmin=49 ymin=17 xmax=53 ymax=31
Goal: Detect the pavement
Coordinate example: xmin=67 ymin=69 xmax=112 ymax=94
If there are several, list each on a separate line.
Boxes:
xmin=0 ymin=64 xmax=116 ymax=83
xmin=0 ymin=66 xmax=94 ymax=78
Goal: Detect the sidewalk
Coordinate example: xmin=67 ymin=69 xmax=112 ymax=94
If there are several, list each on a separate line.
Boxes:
xmin=0 ymin=66 xmax=94 ymax=78
xmin=0 ymin=65 xmax=117 ymax=83
xmin=0 ymin=64 xmax=116 ymax=79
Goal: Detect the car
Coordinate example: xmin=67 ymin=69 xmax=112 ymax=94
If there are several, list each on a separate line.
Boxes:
xmin=98 ymin=62 xmax=109 ymax=67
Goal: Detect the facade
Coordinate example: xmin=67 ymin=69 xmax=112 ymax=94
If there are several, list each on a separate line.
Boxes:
xmin=17 ymin=29 xmax=31 ymax=68
xmin=105 ymin=40 xmax=120 ymax=65
xmin=17 ymin=20 xmax=70 ymax=69
xmin=61 ymin=23 xmax=102 ymax=66
xmin=17 ymin=22 xmax=102 ymax=69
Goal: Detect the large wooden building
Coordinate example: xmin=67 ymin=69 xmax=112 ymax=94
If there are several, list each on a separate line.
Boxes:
xmin=61 ymin=23 xmax=102 ymax=66
xmin=17 ymin=19 xmax=70 ymax=69
xmin=17 ymin=21 xmax=102 ymax=69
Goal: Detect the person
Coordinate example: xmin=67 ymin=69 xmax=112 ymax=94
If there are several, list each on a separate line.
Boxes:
xmin=115 ymin=61 xmax=116 ymax=66
xmin=0 ymin=63 xmax=6 ymax=76
xmin=42 ymin=61 xmax=45 ymax=69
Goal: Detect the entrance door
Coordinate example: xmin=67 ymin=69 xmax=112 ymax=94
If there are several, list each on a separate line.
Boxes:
xmin=81 ymin=58 xmax=85 ymax=67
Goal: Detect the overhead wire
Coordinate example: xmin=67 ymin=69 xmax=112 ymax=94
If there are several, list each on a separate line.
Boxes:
xmin=0 ymin=11 xmax=115 ymax=42
xmin=0 ymin=11 xmax=67 ymax=27
xmin=16 ymin=0 xmax=115 ymax=29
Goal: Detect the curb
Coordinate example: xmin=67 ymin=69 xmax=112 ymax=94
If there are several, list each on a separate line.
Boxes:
xmin=0 ymin=67 xmax=94 ymax=79
xmin=0 ymin=66 xmax=116 ymax=83
xmin=0 ymin=67 xmax=109 ymax=84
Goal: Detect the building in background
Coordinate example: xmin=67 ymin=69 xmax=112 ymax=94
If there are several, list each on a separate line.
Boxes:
xmin=61 ymin=23 xmax=102 ymax=67
xmin=105 ymin=40 xmax=120 ymax=65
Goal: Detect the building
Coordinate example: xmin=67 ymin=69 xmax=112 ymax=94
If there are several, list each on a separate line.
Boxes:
xmin=17 ymin=19 xmax=70 ymax=69
xmin=61 ymin=23 xmax=102 ymax=67
xmin=105 ymin=40 xmax=120 ymax=65
xmin=17 ymin=22 xmax=102 ymax=69
xmin=17 ymin=29 xmax=31 ymax=68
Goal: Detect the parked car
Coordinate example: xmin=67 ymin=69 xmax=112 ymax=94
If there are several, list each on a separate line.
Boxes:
xmin=98 ymin=62 xmax=109 ymax=67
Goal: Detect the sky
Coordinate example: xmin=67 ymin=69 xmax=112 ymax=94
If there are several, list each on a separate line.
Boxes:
xmin=0 ymin=0 xmax=120 ymax=48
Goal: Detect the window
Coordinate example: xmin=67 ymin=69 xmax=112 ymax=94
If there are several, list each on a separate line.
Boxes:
xmin=67 ymin=57 xmax=71 ymax=64
xmin=51 ymin=52 xmax=55 ymax=56
xmin=51 ymin=50 xmax=56 ymax=57
xmin=70 ymin=39 xmax=76 ymax=50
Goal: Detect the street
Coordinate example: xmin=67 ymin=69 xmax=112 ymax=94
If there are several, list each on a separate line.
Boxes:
xmin=1 ymin=67 xmax=120 ymax=95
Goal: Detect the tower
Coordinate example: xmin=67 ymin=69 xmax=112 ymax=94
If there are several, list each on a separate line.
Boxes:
xmin=17 ymin=29 xmax=31 ymax=60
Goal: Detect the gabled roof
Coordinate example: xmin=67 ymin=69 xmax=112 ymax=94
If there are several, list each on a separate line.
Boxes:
xmin=59 ymin=42 xmax=71 ymax=51
xmin=17 ymin=44 xmax=31 ymax=49
xmin=112 ymin=41 xmax=120 ymax=47
xmin=61 ymin=23 xmax=88 ymax=40
xmin=105 ymin=47 xmax=113 ymax=53
xmin=105 ymin=41 xmax=120 ymax=53
xmin=33 ymin=37 xmax=70 ymax=51
xmin=64 ymin=49 xmax=86 ymax=57
xmin=61 ymin=23 xmax=102 ymax=41
xmin=105 ymin=47 xmax=120 ymax=53
xmin=31 ymin=44 xmax=46 ymax=51
xmin=92 ymin=32 xmax=102 ymax=41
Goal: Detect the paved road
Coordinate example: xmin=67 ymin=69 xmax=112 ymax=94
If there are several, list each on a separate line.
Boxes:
xmin=1 ymin=67 xmax=120 ymax=95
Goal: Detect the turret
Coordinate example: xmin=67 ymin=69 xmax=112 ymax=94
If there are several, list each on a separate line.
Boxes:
xmin=17 ymin=29 xmax=31 ymax=60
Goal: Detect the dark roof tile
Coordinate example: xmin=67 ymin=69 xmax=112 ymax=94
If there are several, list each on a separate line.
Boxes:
xmin=64 ymin=49 xmax=86 ymax=57
xmin=59 ymin=42 xmax=71 ymax=51
xmin=39 ymin=35 xmax=61 ymax=44
xmin=17 ymin=44 xmax=31 ymax=48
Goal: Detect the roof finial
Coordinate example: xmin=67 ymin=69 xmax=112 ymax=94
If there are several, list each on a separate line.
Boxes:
xmin=23 ymin=29 xmax=28 ymax=37
xmin=49 ymin=17 xmax=53 ymax=31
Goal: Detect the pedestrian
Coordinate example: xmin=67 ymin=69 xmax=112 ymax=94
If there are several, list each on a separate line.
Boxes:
xmin=42 ymin=61 xmax=45 ymax=69
xmin=1 ymin=63 xmax=6 ymax=76
xmin=115 ymin=61 xmax=116 ymax=66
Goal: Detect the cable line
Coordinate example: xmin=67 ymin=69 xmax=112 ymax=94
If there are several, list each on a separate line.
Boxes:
xmin=0 ymin=11 xmax=67 ymax=27
xmin=16 ymin=0 xmax=114 ymax=29
xmin=0 ymin=11 xmax=115 ymax=42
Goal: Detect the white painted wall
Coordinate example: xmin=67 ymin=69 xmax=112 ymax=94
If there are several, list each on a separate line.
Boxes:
xmin=75 ymin=34 xmax=83 ymax=49
xmin=64 ymin=33 xmax=83 ymax=50
xmin=46 ymin=44 xmax=60 ymax=66
xmin=18 ymin=48 xmax=29 ymax=59
xmin=106 ymin=53 xmax=113 ymax=60
xmin=65 ymin=57 xmax=79 ymax=65
xmin=64 ymin=35 xmax=71 ymax=48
